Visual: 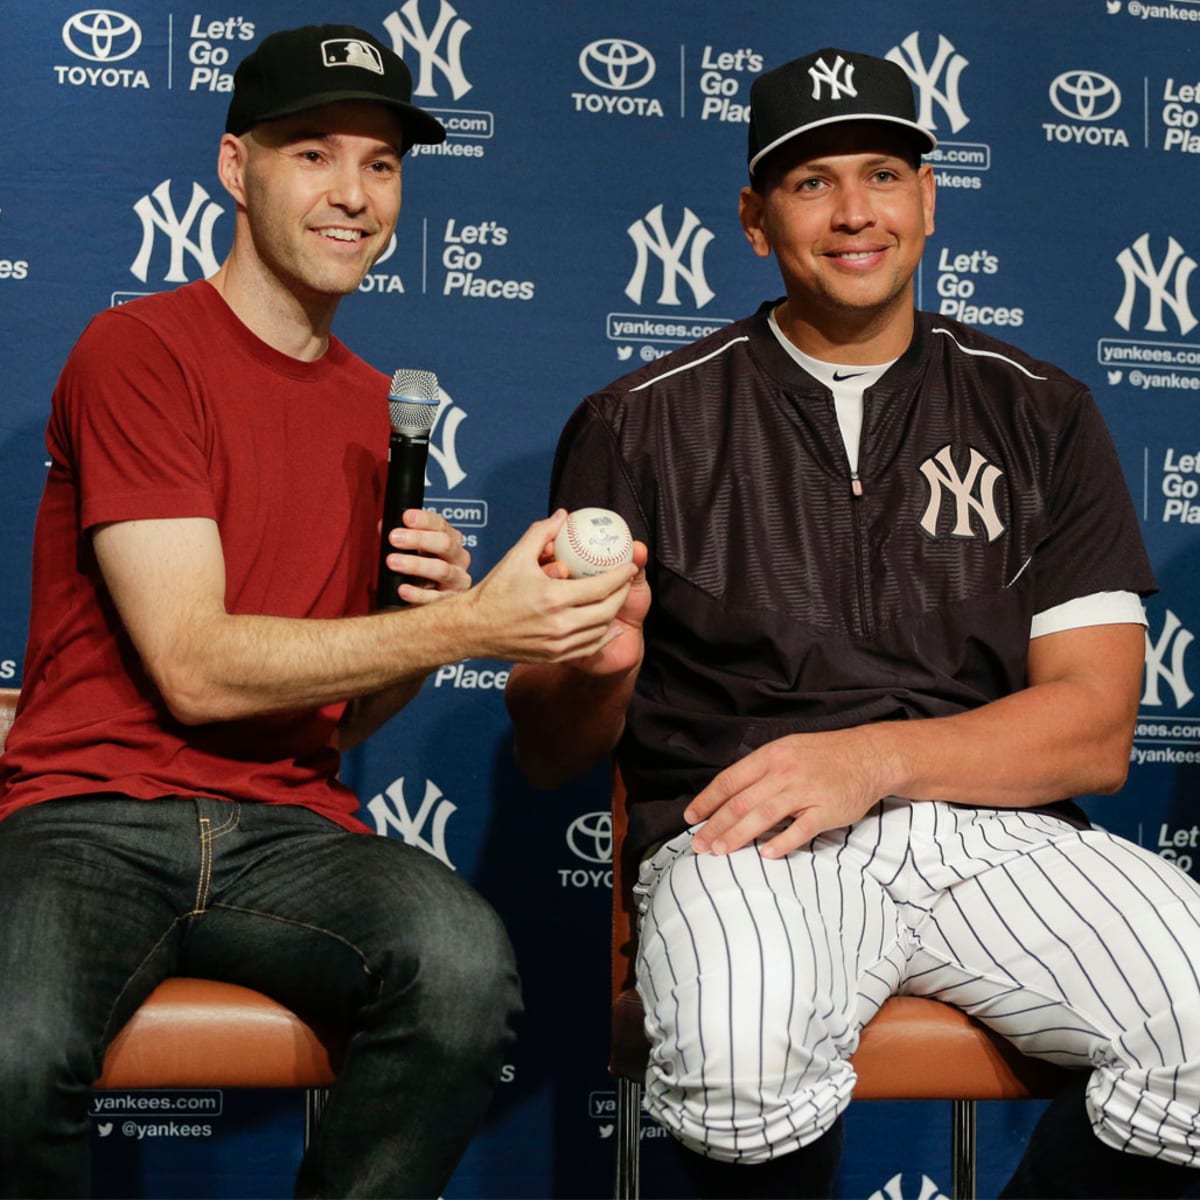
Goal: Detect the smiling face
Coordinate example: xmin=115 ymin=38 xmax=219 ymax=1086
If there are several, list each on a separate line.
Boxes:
xmin=219 ymin=101 xmax=405 ymax=305
xmin=739 ymin=121 xmax=936 ymax=361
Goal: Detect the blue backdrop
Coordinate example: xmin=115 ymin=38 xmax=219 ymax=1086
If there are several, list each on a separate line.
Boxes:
xmin=2 ymin=2 xmax=1199 ymax=1196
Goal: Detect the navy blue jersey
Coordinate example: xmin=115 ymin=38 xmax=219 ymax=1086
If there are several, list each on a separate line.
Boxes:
xmin=550 ymin=303 xmax=1156 ymax=864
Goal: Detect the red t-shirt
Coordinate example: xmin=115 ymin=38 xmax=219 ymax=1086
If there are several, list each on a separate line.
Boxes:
xmin=0 ymin=281 xmax=390 ymax=831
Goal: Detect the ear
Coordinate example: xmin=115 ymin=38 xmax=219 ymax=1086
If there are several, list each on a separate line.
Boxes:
xmin=216 ymin=133 xmax=249 ymax=206
xmin=918 ymin=162 xmax=936 ymax=237
xmin=738 ymin=186 xmax=772 ymax=259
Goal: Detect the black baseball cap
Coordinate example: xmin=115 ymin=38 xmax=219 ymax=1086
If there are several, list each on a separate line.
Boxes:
xmin=225 ymin=24 xmax=446 ymax=151
xmin=748 ymin=47 xmax=936 ymax=176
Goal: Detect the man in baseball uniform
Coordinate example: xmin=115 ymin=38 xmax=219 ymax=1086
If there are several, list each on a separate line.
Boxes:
xmin=507 ymin=47 xmax=1200 ymax=1198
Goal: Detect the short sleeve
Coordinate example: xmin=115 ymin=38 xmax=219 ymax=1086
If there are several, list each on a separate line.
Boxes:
xmin=1029 ymin=390 xmax=1156 ymax=611
xmin=1031 ymin=590 xmax=1147 ymax=638
xmin=48 ymin=309 xmax=216 ymax=531
xmin=548 ymin=397 xmax=653 ymax=551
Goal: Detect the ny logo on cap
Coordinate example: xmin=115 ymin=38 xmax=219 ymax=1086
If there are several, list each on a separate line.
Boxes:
xmin=809 ymin=54 xmax=857 ymax=101
xmin=320 ymin=38 xmax=385 ymax=75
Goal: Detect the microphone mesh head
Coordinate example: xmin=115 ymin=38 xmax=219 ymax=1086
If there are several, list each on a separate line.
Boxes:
xmin=387 ymin=368 xmax=440 ymax=436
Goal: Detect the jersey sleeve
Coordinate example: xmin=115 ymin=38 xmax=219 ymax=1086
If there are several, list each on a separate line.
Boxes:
xmin=48 ymin=308 xmax=217 ymax=531
xmin=548 ymin=396 xmax=653 ymax=551
xmin=1030 ymin=389 xmax=1156 ymax=612
xmin=1030 ymin=590 xmax=1147 ymax=638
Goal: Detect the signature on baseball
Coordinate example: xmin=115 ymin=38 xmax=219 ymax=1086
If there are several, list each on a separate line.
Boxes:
xmin=554 ymin=508 xmax=634 ymax=578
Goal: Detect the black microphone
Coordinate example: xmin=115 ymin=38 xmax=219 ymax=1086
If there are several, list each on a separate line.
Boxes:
xmin=377 ymin=368 xmax=440 ymax=610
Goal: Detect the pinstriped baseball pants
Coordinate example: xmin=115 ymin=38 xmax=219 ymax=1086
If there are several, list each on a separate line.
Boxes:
xmin=634 ymin=798 xmax=1200 ymax=1165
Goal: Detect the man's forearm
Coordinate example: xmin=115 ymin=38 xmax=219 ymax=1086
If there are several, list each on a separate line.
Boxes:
xmin=506 ymin=661 xmax=638 ymax=788
xmin=873 ymin=673 xmax=1137 ymax=808
xmin=687 ymin=623 xmax=1146 ymax=859
xmin=155 ymin=604 xmax=471 ymax=725
xmin=877 ymin=624 xmax=1146 ymax=807
xmin=688 ymin=671 xmax=1141 ymax=860
xmin=96 ymin=512 xmax=639 ymax=728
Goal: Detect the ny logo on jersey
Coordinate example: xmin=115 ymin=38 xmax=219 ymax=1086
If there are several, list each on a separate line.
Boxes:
xmin=367 ymin=776 xmax=458 ymax=869
xmin=383 ymin=0 xmax=473 ymax=100
xmin=1113 ymin=234 xmax=1198 ymax=335
xmin=130 ymin=180 xmax=223 ymax=284
xmin=625 ymin=205 xmax=715 ymax=308
xmin=886 ymin=32 xmax=970 ymax=134
xmin=808 ymin=54 xmax=856 ymax=101
xmin=1143 ymin=608 xmax=1195 ymax=709
xmin=917 ymin=444 xmax=1005 ymax=542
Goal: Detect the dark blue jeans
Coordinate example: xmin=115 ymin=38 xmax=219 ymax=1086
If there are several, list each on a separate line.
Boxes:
xmin=0 ymin=795 xmax=521 ymax=1198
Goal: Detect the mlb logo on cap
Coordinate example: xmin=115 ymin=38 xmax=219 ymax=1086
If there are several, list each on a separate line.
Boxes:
xmin=224 ymin=23 xmax=446 ymax=150
xmin=320 ymin=38 xmax=385 ymax=75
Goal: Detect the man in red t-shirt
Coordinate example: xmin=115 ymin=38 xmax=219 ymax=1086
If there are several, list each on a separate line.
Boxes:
xmin=0 ymin=25 xmax=636 ymax=1200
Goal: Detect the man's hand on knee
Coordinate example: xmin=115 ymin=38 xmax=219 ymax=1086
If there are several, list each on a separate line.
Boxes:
xmin=684 ymin=726 xmax=897 ymax=858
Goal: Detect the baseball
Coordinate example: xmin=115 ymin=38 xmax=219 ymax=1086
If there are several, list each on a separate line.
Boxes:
xmin=554 ymin=507 xmax=634 ymax=578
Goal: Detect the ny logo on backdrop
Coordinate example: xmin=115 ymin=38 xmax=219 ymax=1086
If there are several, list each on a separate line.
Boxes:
xmin=1114 ymin=234 xmax=1198 ymax=335
xmin=130 ymin=181 xmax=222 ymax=283
xmin=917 ymin=445 xmax=1005 ymax=541
xmin=383 ymin=0 xmax=472 ymax=100
xmin=426 ymin=387 xmax=468 ymax=490
xmin=887 ymin=32 xmax=969 ymax=134
xmin=625 ymin=205 xmax=715 ymax=308
xmin=1143 ymin=609 xmax=1195 ymax=709
xmin=367 ymin=776 xmax=458 ymax=869
xmin=808 ymin=54 xmax=856 ymax=101
xmin=868 ymin=1173 xmax=949 ymax=1200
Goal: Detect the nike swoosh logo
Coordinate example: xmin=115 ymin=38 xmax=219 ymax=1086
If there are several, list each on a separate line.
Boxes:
xmin=832 ymin=370 xmax=867 ymax=381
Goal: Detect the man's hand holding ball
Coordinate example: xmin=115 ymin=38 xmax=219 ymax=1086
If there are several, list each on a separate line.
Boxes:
xmin=540 ymin=507 xmax=647 ymax=679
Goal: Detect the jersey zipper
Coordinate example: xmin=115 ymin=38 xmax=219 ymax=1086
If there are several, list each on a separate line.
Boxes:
xmin=849 ymin=470 xmax=873 ymax=638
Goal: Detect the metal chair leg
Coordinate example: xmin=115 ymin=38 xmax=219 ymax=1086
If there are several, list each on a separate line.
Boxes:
xmin=303 ymin=1086 xmax=331 ymax=1152
xmin=614 ymin=1079 xmax=982 ymax=1199
xmin=615 ymin=1075 xmax=642 ymax=1200
xmin=950 ymin=1099 xmax=977 ymax=1200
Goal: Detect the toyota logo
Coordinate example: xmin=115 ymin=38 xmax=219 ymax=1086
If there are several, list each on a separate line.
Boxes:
xmin=373 ymin=233 xmax=398 ymax=267
xmin=1049 ymin=70 xmax=1121 ymax=122
xmin=579 ymin=38 xmax=656 ymax=92
xmin=566 ymin=811 xmax=613 ymax=864
xmin=63 ymin=9 xmax=142 ymax=62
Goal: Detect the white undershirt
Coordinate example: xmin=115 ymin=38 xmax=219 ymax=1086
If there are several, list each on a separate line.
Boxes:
xmin=765 ymin=311 xmax=1146 ymax=636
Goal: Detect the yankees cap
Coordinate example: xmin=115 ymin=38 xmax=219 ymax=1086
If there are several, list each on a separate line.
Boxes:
xmin=225 ymin=24 xmax=446 ymax=151
xmin=748 ymin=47 xmax=937 ymax=176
